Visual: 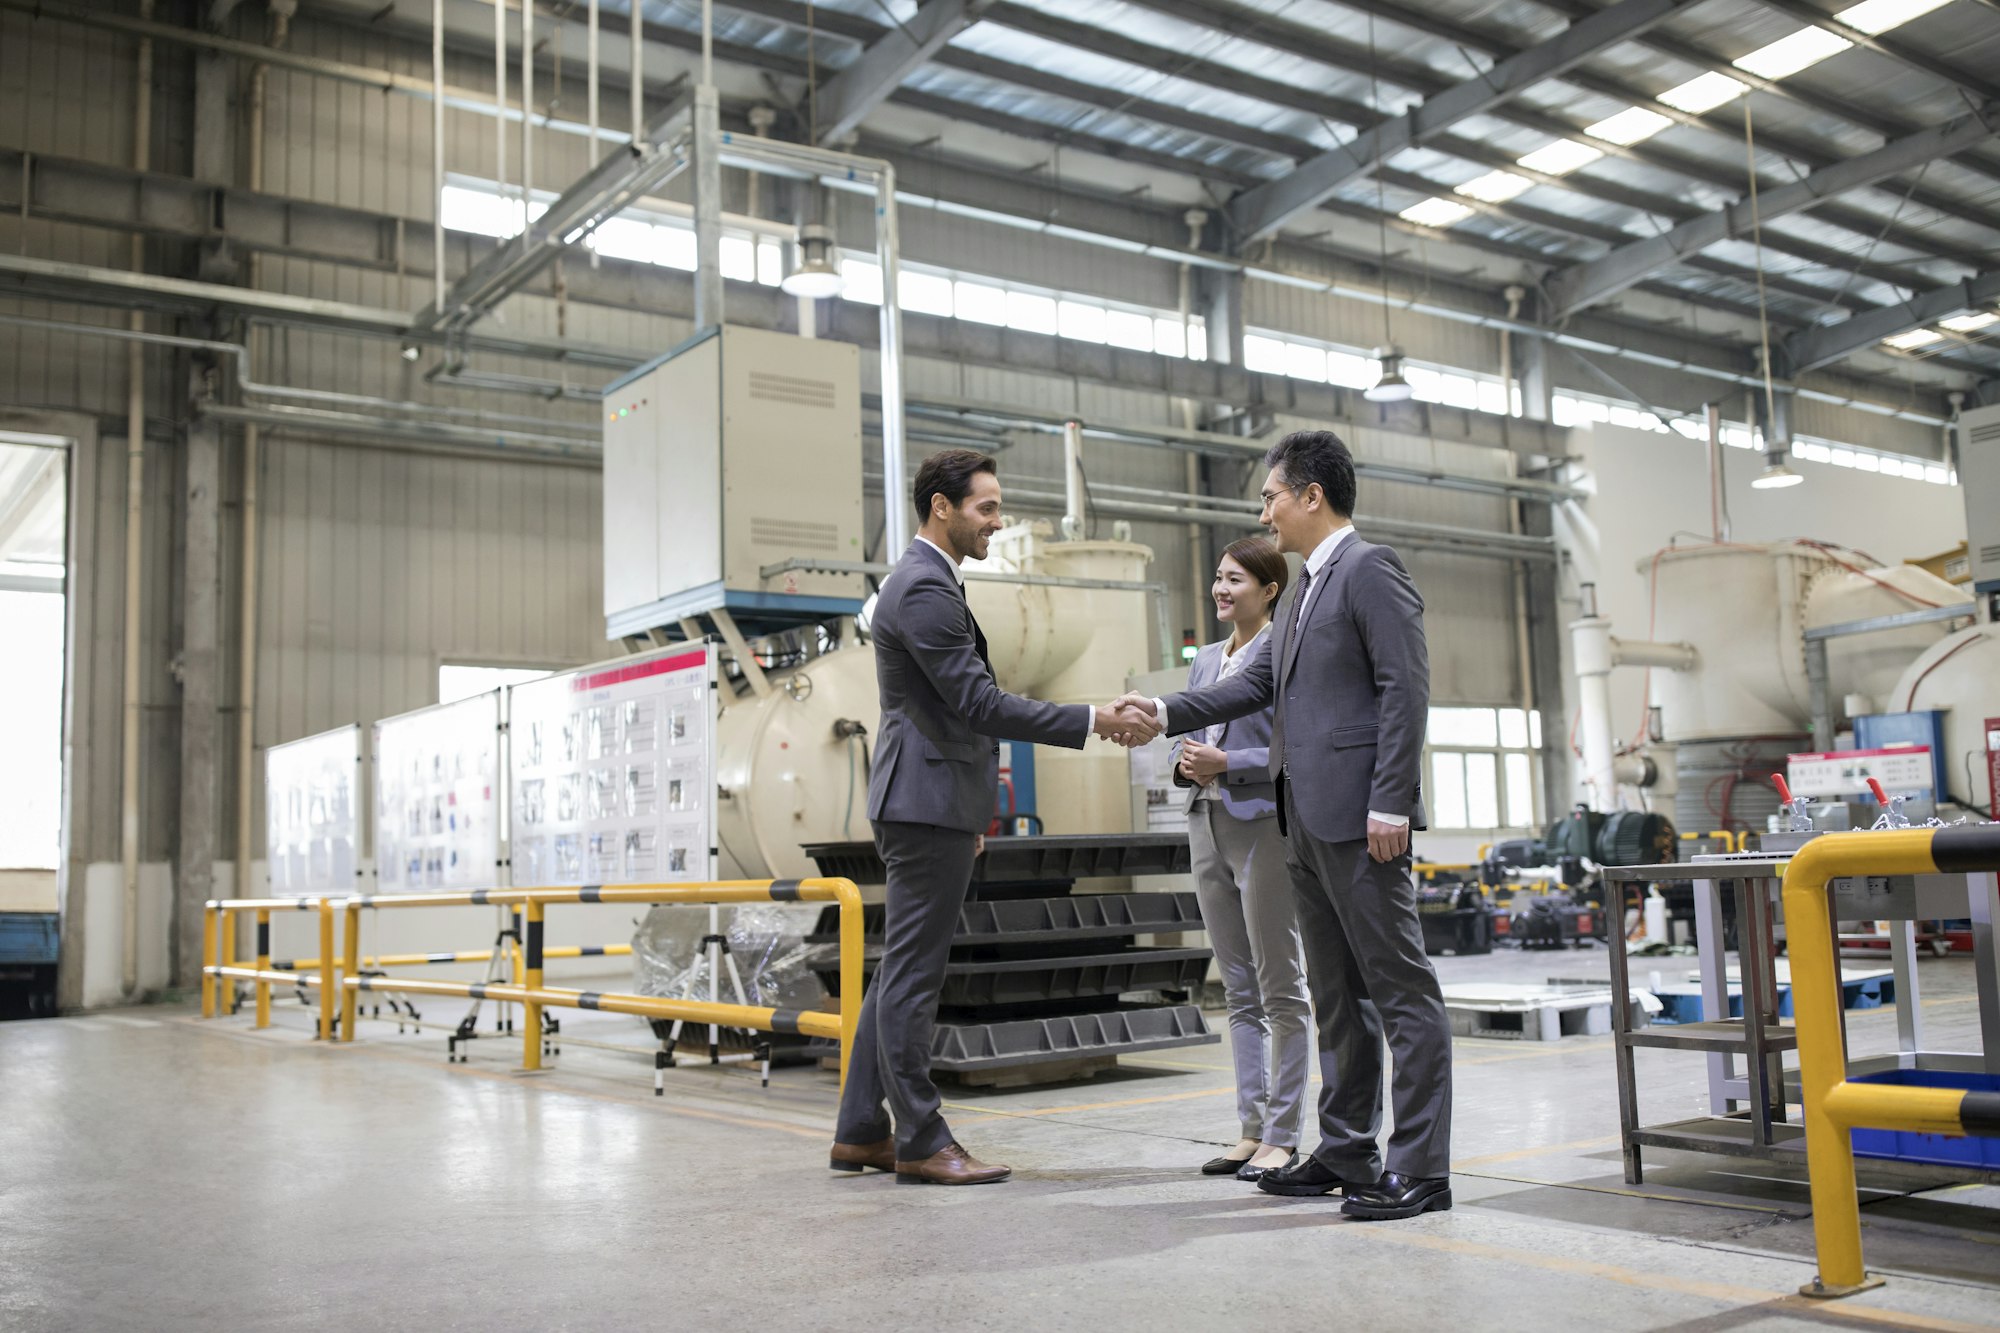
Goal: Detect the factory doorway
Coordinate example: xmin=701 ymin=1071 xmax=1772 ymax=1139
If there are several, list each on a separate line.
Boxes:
xmin=0 ymin=430 xmax=69 ymax=1018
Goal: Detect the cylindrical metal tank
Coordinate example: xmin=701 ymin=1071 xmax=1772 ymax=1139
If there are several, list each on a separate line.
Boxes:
xmin=1643 ymin=542 xmax=1969 ymax=741
xmin=713 ymin=648 xmax=880 ymax=882
xmin=968 ymin=522 xmax=1153 ymax=837
xmin=1890 ymin=622 xmax=2000 ymax=812
xmin=711 ymin=525 xmax=1159 ymax=877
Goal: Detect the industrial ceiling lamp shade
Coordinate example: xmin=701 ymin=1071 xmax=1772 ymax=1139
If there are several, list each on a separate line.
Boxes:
xmin=1365 ymin=345 xmax=1413 ymax=402
xmin=1750 ymin=448 xmax=1804 ymax=489
xmin=781 ymin=223 xmax=844 ymax=299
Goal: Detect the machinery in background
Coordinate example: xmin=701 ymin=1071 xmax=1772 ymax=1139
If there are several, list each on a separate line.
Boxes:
xmin=600 ymin=327 xmax=1163 ymax=881
xmin=1414 ymin=805 xmax=1677 ymax=955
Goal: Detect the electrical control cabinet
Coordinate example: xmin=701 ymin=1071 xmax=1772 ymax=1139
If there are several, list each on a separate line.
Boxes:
xmin=1962 ymin=401 xmax=2000 ymax=594
xmin=601 ymin=325 xmax=865 ymax=637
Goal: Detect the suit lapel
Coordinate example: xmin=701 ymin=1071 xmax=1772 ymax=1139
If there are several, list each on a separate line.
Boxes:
xmin=1281 ymin=533 xmax=1357 ymax=682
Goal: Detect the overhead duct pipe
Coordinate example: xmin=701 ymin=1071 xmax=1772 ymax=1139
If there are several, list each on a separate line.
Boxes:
xmin=1571 ymin=584 xmax=1699 ymax=810
xmin=1062 ymin=419 xmax=1085 ymax=540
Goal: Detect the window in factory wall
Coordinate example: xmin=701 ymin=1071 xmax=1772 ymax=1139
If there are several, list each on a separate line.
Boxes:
xmin=1425 ymin=706 xmax=1542 ymax=831
xmin=439 ymin=664 xmax=558 ymax=706
xmin=0 ymin=438 xmax=68 ymax=871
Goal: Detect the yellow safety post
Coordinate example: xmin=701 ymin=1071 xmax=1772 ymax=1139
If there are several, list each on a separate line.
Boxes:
xmin=340 ymin=902 xmax=360 ymax=1042
xmin=1785 ymin=826 xmax=2000 ymax=1298
xmin=317 ymin=901 xmax=336 ymax=1040
xmin=253 ymin=908 xmax=272 ymax=1029
xmin=835 ymin=879 xmax=861 ymax=1089
xmin=522 ymin=899 xmax=544 ymax=1071
xmin=220 ymin=907 xmax=237 ymax=1015
xmin=200 ymin=901 xmax=217 ymax=1018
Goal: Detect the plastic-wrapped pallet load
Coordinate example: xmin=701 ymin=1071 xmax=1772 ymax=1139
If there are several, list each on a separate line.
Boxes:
xmin=629 ymin=903 xmax=829 ymax=1015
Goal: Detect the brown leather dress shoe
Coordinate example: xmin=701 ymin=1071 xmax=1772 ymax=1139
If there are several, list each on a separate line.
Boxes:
xmin=829 ymin=1137 xmax=897 ymax=1173
xmin=895 ymin=1142 xmax=1011 ymax=1185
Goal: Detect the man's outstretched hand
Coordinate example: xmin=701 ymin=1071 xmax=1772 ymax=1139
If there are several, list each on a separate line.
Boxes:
xmin=1093 ymin=699 xmax=1161 ymax=747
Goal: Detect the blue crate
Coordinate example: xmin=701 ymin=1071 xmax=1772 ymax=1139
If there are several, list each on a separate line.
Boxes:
xmin=0 ymin=913 xmax=59 ymax=965
xmin=1652 ymin=975 xmax=1892 ymax=1024
xmin=1849 ymin=1070 xmax=2000 ymax=1169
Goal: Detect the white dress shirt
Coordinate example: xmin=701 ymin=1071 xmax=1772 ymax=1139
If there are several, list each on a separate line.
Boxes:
xmin=1159 ymin=523 xmax=1407 ymax=828
xmin=1190 ymin=622 xmax=1270 ymax=802
xmin=917 ymin=535 xmax=1093 ymax=747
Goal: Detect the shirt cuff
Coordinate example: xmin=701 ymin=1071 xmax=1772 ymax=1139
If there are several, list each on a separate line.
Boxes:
xmin=1153 ymin=698 xmax=1168 ymax=734
xmin=1368 ymin=811 xmax=1410 ymax=827
xmin=1081 ymin=708 xmax=1094 ymax=747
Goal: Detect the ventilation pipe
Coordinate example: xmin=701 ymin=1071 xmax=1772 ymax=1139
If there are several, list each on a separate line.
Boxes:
xmin=1571 ymin=583 xmax=1699 ymax=811
xmin=120 ymin=0 xmax=155 ymax=998
xmin=1062 ymin=419 xmax=1085 ymax=541
xmin=1179 ymin=208 xmax=1208 ymax=643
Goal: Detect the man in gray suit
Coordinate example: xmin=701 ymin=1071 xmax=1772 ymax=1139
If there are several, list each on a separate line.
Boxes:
xmin=831 ymin=449 xmax=1157 ymax=1185
xmin=1119 ymin=429 xmax=1449 ymax=1220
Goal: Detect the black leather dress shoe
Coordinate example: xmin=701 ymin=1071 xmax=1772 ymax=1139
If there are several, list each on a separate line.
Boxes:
xmin=1256 ymin=1156 xmax=1382 ymax=1197
xmin=1236 ymin=1152 xmax=1299 ymax=1183
xmin=1201 ymin=1152 xmax=1258 ymax=1176
xmin=1341 ymin=1172 xmax=1452 ymax=1220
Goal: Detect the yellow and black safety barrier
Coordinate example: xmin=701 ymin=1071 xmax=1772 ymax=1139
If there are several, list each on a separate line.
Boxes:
xmin=201 ymin=879 xmax=864 ymax=1088
xmin=1786 ymin=826 xmax=2000 ymax=1298
xmin=269 ymin=943 xmax=633 ymax=971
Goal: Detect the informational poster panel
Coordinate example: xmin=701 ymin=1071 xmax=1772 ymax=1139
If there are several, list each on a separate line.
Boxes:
xmin=372 ymin=690 xmax=506 ymax=892
xmin=509 ymin=645 xmax=714 ymax=887
xmin=264 ymin=725 xmax=362 ymax=897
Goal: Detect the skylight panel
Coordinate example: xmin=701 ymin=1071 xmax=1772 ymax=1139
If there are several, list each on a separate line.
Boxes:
xmin=1516 ymin=139 xmax=1604 ymax=176
xmin=1455 ymin=170 xmax=1535 ymax=203
xmin=1399 ymin=197 xmax=1477 ymax=228
xmin=1939 ymin=311 xmax=1998 ymax=333
xmin=1734 ymin=27 xmax=1852 ymax=80
xmin=1585 ymin=107 xmax=1675 ymax=146
xmin=1881 ymin=327 xmax=1944 ymax=349
xmin=1835 ymin=0 xmax=1953 ymax=36
xmin=1658 ymin=71 xmax=1748 ymax=114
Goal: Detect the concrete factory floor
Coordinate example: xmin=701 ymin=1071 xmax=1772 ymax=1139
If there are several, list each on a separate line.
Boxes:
xmin=4 ymin=948 xmax=1998 ymax=1332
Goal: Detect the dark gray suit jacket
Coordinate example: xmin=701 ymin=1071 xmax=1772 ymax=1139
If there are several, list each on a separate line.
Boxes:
xmin=1170 ymin=636 xmax=1277 ymax=822
xmin=867 ymin=540 xmax=1091 ymax=835
xmin=1161 ymin=532 xmax=1429 ymax=845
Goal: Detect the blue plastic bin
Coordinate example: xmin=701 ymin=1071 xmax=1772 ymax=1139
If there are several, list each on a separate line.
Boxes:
xmin=1847 ymin=1069 xmax=2000 ymax=1169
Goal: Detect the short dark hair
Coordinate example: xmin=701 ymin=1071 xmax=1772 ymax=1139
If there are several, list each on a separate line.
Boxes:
xmin=1264 ymin=429 xmax=1356 ymax=517
xmin=1221 ymin=536 xmax=1288 ymax=602
xmin=912 ymin=448 xmax=998 ymax=524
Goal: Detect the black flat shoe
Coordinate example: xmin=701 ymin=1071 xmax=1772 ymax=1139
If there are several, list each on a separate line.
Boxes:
xmin=1341 ymin=1172 xmax=1452 ymax=1220
xmin=1256 ymin=1156 xmax=1382 ymax=1197
xmin=1236 ymin=1152 xmax=1299 ymax=1183
xmin=1201 ymin=1153 xmax=1258 ymax=1176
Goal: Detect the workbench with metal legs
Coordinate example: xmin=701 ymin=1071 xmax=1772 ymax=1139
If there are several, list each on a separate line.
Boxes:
xmin=1606 ymin=852 xmax=2000 ymax=1186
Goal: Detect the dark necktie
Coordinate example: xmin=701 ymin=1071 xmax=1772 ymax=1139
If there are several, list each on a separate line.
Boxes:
xmin=1289 ymin=564 xmax=1315 ymax=638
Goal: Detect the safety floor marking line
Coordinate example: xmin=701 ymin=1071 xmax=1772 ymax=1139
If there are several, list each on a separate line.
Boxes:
xmin=1349 ymin=1230 xmax=2000 ymax=1333
xmin=1452 ymin=1133 xmax=1624 ymax=1168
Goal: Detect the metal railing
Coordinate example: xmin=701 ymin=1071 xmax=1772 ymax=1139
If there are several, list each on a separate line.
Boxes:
xmin=200 ymin=879 xmax=865 ymax=1086
xmin=1785 ymin=826 xmax=2000 ymax=1298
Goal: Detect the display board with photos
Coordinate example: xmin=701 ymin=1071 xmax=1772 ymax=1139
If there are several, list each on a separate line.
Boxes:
xmin=264 ymin=724 xmax=363 ymax=897
xmin=508 ymin=644 xmax=715 ymax=886
xmin=372 ymin=691 xmax=506 ymax=892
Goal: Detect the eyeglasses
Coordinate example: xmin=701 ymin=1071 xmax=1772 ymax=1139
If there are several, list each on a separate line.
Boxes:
xmin=1258 ymin=481 xmax=1307 ymax=507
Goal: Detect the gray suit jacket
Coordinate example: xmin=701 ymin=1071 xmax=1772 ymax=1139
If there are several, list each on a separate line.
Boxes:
xmin=867 ymin=540 xmax=1092 ymax=835
xmin=1170 ymin=637 xmax=1277 ymax=822
xmin=1160 ymin=533 xmax=1429 ymax=845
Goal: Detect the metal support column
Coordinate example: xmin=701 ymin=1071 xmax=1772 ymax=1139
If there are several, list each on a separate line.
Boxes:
xmin=175 ymin=359 xmax=222 ymax=986
xmin=691 ymin=83 xmax=723 ymax=331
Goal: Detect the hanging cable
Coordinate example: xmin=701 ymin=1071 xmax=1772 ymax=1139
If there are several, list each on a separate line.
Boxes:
xmin=1741 ymin=98 xmax=1782 ymax=452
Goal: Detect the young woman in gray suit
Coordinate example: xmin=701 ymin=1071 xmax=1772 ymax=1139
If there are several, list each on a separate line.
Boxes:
xmin=1175 ymin=536 xmax=1312 ymax=1183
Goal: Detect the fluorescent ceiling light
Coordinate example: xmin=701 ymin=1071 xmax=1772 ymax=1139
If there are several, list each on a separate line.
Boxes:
xmin=1399 ymin=197 xmax=1477 ymax=228
xmin=1881 ymin=327 xmax=1945 ymax=349
xmin=1836 ymin=0 xmax=1953 ymax=35
xmin=1735 ymin=27 xmax=1852 ymax=80
xmin=1585 ymin=106 xmax=1675 ymax=146
xmin=1939 ymin=311 xmax=1999 ymax=333
xmin=1454 ymin=170 xmax=1535 ymax=203
xmin=1658 ymin=71 xmax=1748 ymax=113
xmin=1516 ymin=139 xmax=1605 ymax=176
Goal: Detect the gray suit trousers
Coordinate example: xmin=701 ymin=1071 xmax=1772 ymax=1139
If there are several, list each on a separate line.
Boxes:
xmin=1283 ymin=786 xmax=1453 ymax=1179
xmin=833 ymin=819 xmax=977 ymax=1161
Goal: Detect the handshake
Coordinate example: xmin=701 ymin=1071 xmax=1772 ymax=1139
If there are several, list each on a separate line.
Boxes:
xmin=1090 ymin=693 xmax=1162 ymax=748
